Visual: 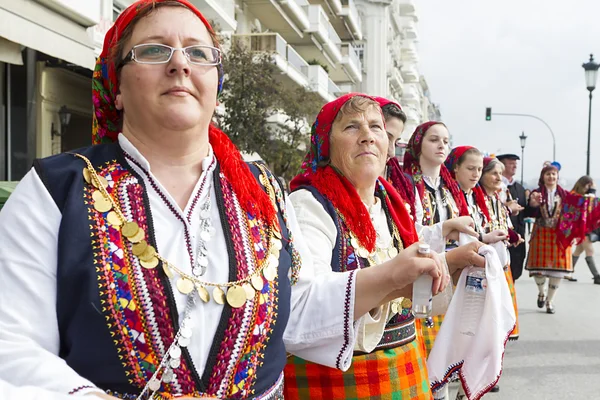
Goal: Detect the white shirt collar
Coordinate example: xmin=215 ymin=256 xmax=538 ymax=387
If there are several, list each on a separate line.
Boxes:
xmin=502 ymin=176 xmax=515 ymax=186
xmin=117 ymin=133 xmax=215 ymax=174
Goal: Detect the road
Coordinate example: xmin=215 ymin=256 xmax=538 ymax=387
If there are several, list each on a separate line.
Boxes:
xmin=491 ymin=243 xmax=600 ymax=399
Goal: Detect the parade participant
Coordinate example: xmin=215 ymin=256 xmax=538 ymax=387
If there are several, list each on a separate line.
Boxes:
xmin=571 ymin=176 xmax=600 ymax=284
xmin=0 ymin=3 xmax=450 ymax=399
xmin=478 ymin=157 xmax=522 ymax=342
xmin=375 ymin=97 xmax=417 ymax=222
xmin=497 ymin=154 xmax=527 ymax=280
xmin=284 ymin=94 xmax=485 ymax=400
xmin=526 ymin=164 xmax=572 ymax=314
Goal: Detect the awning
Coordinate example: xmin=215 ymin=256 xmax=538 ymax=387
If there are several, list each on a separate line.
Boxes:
xmin=0 ymin=37 xmax=23 ymax=65
xmin=0 ymin=3 xmax=96 ymax=70
xmin=0 ymin=182 xmax=18 ymax=211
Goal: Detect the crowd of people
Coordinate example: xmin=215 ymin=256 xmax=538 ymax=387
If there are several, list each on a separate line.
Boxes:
xmin=0 ymin=1 xmax=599 ymax=400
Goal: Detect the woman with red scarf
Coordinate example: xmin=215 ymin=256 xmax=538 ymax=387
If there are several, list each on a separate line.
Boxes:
xmin=0 ymin=3 xmax=462 ymax=399
xmin=284 ymin=94 xmax=484 ymax=400
xmin=526 ymin=164 xmax=573 ymax=314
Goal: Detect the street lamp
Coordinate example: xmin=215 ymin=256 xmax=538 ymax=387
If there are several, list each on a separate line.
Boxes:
xmin=519 ymin=131 xmax=527 ymax=185
xmin=582 ymin=54 xmax=600 ymax=175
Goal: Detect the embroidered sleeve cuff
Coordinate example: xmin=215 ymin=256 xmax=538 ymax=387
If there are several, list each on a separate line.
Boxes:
xmin=285 ymin=270 xmax=360 ymax=371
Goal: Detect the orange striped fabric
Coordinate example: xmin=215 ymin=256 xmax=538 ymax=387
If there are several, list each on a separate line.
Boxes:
xmin=504 ymin=265 xmax=519 ymax=340
xmin=284 ymin=336 xmax=432 ymax=400
xmin=420 ymin=314 xmax=444 ymax=357
xmin=526 ymin=225 xmax=573 ymax=274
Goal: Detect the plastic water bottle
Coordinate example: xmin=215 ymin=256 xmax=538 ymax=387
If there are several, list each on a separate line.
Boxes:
xmin=460 ymin=267 xmax=487 ymax=337
xmin=412 ymin=244 xmax=433 ymax=319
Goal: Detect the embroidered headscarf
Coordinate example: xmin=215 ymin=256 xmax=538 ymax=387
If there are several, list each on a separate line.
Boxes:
xmin=403 ymin=121 xmax=469 ymax=217
xmin=371 ymin=97 xmax=417 ymax=221
xmin=92 ymin=0 xmax=274 ymax=223
xmin=446 ymin=146 xmax=491 ymax=224
xmin=290 ymin=93 xmax=419 ymax=252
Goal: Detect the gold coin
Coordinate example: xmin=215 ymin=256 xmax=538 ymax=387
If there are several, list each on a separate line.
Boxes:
xmin=162 ymin=263 xmax=173 ymax=278
xmin=350 ymin=238 xmax=359 ymax=248
xmin=94 ymin=198 xmax=112 ymax=213
xmin=121 ymin=222 xmax=140 ymax=238
xmin=268 ymin=254 xmax=279 ymax=268
xmin=176 ymin=278 xmax=194 ymax=295
xmin=213 ymin=287 xmax=226 ymax=305
xmin=92 ymin=190 xmax=105 ymax=203
xmin=269 ymin=245 xmax=280 ymax=257
xmin=388 ymin=247 xmax=399 ymax=258
xmin=132 ymin=240 xmax=148 ymax=256
xmin=273 ymin=228 xmax=282 ymax=239
xmin=226 ymin=286 xmax=247 ymax=308
xmin=357 ymin=247 xmax=370 ymax=258
xmin=128 ymin=227 xmax=145 ymax=243
xmin=242 ymin=283 xmax=255 ymax=300
xmin=401 ymin=298 xmax=413 ymax=309
xmin=272 ymin=239 xmax=282 ymax=251
xmin=139 ymin=245 xmax=156 ymax=262
xmin=377 ymin=250 xmax=388 ymax=261
xmin=83 ymin=168 xmax=92 ymax=184
xmin=196 ymin=285 xmax=210 ymax=303
xmin=391 ymin=302 xmax=399 ymax=314
xmin=263 ymin=264 xmax=277 ymax=282
xmin=251 ymin=275 xmax=264 ymax=291
xmin=92 ymin=175 xmax=109 ymax=189
xmin=106 ymin=211 xmax=122 ymax=227
xmin=140 ymin=257 xmax=159 ymax=269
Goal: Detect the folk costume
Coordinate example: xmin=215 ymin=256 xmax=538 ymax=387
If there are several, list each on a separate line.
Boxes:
xmin=525 ymin=165 xmax=572 ymax=313
xmin=0 ymin=2 xmax=363 ymax=399
xmin=402 ymin=123 xmax=470 ymax=360
xmin=284 ymin=94 xmax=433 ymax=400
xmin=526 ymin=164 xmax=600 ymax=311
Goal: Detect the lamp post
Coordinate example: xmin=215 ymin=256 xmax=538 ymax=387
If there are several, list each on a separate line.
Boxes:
xmin=582 ymin=54 xmax=600 ymax=175
xmin=519 ymin=131 xmax=527 ymax=185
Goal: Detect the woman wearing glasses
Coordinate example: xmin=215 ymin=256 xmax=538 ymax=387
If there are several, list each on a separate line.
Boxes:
xmin=0 ymin=1 xmax=448 ymax=399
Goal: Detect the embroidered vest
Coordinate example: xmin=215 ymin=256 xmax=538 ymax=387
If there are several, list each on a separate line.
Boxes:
xmin=298 ymin=183 xmax=416 ymax=351
xmin=34 ymin=143 xmax=291 ymax=399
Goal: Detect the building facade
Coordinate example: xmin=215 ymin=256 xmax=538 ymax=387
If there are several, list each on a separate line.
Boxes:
xmin=0 ymin=0 xmax=437 ymax=181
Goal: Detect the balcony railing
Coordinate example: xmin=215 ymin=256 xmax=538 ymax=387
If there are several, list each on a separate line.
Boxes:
xmin=306 ymin=5 xmax=342 ymax=63
xmin=287 ymin=44 xmax=309 ymax=77
xmin=340 ymin=43 xmax=362 ymax=82
xmin=340 ymin=0 xmax=363 ymax=40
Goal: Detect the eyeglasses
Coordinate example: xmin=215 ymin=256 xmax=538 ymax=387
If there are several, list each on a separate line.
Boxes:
xmin=121 ymin=43 xmax=221 ymax=66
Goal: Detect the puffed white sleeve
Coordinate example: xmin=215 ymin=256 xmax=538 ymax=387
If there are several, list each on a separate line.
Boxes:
xmin=0 ymin=378 xmax=89 ymax=400
xmin=414 ymin=188 xmax=446 ymax=253
xmin=283 ymin=189 xmax=371 ymax=370
xmin=0 ymin=169 xmax=103 ymax=396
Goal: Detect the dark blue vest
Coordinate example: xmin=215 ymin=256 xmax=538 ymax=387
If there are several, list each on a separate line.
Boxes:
xmin=34 ymin=143 xmax=291 ymax=398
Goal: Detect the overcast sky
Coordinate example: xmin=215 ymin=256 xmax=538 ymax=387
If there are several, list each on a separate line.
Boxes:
xmin=418 ymin=0 xmax=600 ymax=188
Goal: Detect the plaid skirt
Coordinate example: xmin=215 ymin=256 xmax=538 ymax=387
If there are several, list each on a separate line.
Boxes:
xmin=284 ymin=336 xmax=432 ymax=400
xmin=526 ymin=225 xmax=573 ymax=275
xmin=420 ymin=314 xmax=444 ymax=357
xmin=504 ymin=265 xmax=519 ymax=341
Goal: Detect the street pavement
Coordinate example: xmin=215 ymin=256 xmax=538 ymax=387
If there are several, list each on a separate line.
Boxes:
xmin=489 ymin=243 xmax=600 ymax=399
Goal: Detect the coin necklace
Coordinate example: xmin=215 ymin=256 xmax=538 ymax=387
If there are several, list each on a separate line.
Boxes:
xmin=76 ymin=153 xmax=281 ymax=310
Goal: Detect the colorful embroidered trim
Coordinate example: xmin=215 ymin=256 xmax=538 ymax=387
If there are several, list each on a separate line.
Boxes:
xmin=336 ymin=270 xmax=355 ymax=370
xmin=68 ymin=385 xmax=95 ymax=395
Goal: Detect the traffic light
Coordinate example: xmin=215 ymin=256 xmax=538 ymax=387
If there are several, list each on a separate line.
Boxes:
xmin=485 ymin=107 xmax=492 ymax=121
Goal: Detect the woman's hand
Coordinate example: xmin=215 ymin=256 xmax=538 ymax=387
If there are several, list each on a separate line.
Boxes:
xmin=388 ymin=242 xmax=444 ymax=294
xmin=444 ymin=216 xmax=478 ymax=239
xmin=506 ymin=200 xmax=524 ymax=215
xmin=445 ymin=241 xmax=486 ymax=283
xmin=510 ymin=233 xmax=525 ymax=247
xmin=483 ymin=229 xmax=508 ymax=244
xmin=529 ymin=192 xmax=542 ymax=207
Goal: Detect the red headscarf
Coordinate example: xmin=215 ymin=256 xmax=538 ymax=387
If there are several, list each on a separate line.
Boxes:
xmin=445 ymin=146 xmax=491 ymax=224
xmin=290 ymin=93 xmax=419 ymax=252
xmin=91 ymin=0 xmax=273 ymax=223
xmin=403 ymin=122 xmax=469 ymax=217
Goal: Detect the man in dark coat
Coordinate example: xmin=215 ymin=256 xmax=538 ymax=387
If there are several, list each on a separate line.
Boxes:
xmin=498 ymin=154 xmax=527 ymax=280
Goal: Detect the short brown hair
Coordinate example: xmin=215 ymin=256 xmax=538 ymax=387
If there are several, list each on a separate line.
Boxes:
xmin=111 ymin=1 xmax=221 ymax=72
xmin=333 ymin=96 xmax=381 ymax=123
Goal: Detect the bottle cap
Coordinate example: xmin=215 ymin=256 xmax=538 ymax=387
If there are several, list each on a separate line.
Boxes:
xmin=418 ymin=243 xmax=430 ymax=254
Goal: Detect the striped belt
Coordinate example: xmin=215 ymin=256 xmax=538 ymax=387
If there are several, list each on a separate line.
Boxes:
xmin=354 ymin=310 xmax=417 ymax=356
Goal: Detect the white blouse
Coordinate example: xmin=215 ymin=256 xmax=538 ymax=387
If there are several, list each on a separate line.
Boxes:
xmin=0 ymin=134 xmax=361 ymax=397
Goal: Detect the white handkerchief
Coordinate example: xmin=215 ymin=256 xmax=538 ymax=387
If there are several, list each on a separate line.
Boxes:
xmin=426 ymin=237 xmax=516 ymax=400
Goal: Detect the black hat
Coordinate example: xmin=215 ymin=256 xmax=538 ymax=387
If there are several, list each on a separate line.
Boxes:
xmin=496 ymin=153 xmax=520 ymax=161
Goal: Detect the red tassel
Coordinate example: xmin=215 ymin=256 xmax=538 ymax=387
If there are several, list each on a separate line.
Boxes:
xmin=209 ymin=125 xmax=275 ymax=224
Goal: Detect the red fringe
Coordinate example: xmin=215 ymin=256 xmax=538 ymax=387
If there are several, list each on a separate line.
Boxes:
xmin=209 ymin=125 xmax=275 ymax=224
xmin=440 ymin=165 xmax=469 ymax=217
xmin=379 ymin=179 xmax=420 ymax=246
xmin=473 ymin=185 xmax=492 ymax=224
xmin=386 ymin=158 xmax=417 ymax=222
xmin=313 ymin=166 xmax=377 ymax=252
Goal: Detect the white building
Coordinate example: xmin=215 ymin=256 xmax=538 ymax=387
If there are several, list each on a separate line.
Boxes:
xmin=0 ymin=0 xmax=437 ymax=181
